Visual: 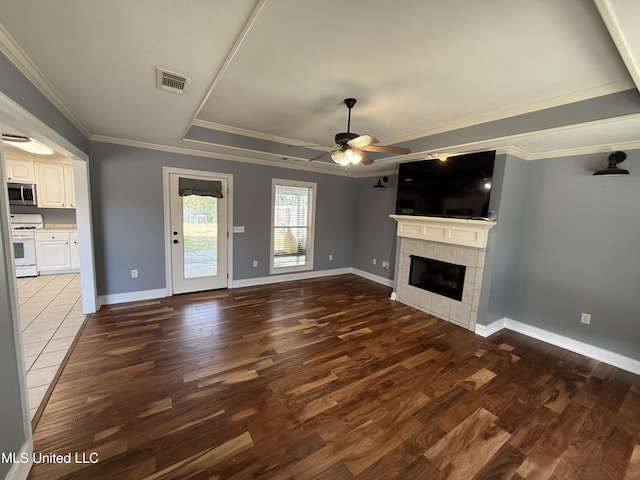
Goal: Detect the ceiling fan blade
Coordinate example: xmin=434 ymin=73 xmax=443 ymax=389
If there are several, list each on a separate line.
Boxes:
xmin=358 ymin=151 xmax=374 ymax=165
xmin=361 ymin=144 xmax=411 ymax=155
xmin=348 ymin=134 xmax=379 ymax=149
xmin=308 ymin=151 xmax=334 ymax=162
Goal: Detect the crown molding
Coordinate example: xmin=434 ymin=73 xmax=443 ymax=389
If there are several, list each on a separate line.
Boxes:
xmin=524 ymin=139 xmax=640 ymax=160
xmin=383 ymin=80 xmax=634 ymax=146
xmin=90 ymin=135 xmax=354 ymax=177
xmin=191 ymin=118 xmax=328 ymax=149
xmin=0 ymin=23 xmax=91 ymax=138
xmin=497 ymin=146 xmax=535 ymax=160
xmin=405 ymin=112 xmax=640 ymax=162
xmin=595 ymin=0 xmax=640 ymax=93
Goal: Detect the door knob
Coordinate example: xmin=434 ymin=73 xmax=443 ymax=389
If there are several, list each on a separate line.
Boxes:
xmin=173 ymin=239 xmax=179 ymax=244
xmin=173 ymin=231 xmax=178 ymax=235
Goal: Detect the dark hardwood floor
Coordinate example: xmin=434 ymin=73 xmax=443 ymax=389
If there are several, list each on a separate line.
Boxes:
xmin=29 ymin=274 xmax=640 ymax=479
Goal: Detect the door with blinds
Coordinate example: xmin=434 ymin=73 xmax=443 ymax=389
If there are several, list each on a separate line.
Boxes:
xmin=169 ymin=173 xmax=228 ymax=294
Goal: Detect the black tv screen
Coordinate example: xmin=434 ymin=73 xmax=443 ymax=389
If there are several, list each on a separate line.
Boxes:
xmin=395 ymin=150 xmax=496 ymax=219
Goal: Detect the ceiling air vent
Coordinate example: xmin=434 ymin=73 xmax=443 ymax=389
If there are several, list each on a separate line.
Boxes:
xmin=156 ymin=68 xmax=190 ymax=95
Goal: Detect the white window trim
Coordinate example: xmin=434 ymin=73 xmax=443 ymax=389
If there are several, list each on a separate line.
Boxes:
xmin=270 ymin=178 xmax=316 ymax=275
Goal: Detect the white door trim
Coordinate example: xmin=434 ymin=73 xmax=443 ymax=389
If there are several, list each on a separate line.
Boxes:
xmin=162 ymin=166 xmax=233 ymax=296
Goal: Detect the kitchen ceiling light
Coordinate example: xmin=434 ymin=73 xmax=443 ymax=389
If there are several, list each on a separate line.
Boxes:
xmin=593 ymin=151 xmax=629 ymax=176
xmin=2 ymin=134 xmax=54 ymax=155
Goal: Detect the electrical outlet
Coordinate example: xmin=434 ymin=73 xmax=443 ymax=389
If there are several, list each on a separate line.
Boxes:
xmin=372 ymin=258 xmax=377 ymax=265
xmin=580 ymin=312 xmax=591 ymax=325
xmin=329 ymin=254 xmax=333 ymax=261
xmin=252 ymin=260 xmax=258 ymax=268
xmin=131 ymin=269 xmax=138 ymax=278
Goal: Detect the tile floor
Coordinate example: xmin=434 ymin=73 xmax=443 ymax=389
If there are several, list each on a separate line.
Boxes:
xmin=17 ymin=273 xmax=85 ymax=419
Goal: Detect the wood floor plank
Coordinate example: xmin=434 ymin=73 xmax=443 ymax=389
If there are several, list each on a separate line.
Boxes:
xmin=425 ymin=407 xmax=510 ymax=478
xmin=625 ymin=444 xmax=640 ymax=480
xmin=27 ymin=274 xmax=640 ymax=479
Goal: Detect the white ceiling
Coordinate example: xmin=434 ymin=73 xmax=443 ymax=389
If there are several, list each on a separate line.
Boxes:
xmin=0 ymin=0 xmax=639 ymax=175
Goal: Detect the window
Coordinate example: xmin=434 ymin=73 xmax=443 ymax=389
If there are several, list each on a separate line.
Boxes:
xmin=270 ymin=179 xmax=316 ymax=274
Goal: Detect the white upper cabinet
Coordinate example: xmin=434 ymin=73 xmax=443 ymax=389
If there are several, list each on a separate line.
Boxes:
xmin=35 ymin=161 xmax=75 ymax=208
xmin=64 ymin=165 xmax=76 ymax=208
xmin=4 ymin=149 xmax=36 ymax=183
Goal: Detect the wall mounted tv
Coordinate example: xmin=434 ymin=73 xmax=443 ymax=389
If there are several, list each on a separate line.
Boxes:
xmin=395 ymin=150 xmax=496 ymax=219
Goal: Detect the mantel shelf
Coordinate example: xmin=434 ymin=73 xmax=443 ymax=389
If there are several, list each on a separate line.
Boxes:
xmin=390 ymin=214 xmax=496 ymax=249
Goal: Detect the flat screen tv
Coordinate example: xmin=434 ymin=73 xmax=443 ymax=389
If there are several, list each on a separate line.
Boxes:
xmin=395 ymin=150 xmax=496 ymax=219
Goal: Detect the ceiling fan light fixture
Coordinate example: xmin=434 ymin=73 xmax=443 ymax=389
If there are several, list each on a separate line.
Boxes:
xmin=332 ymin=148 xmax=362 ymax=166
xmin=2 ymin=133 xmax=54 ymax=155
xmin=331 ymin=150 xmax=345 ymax=164
xmin=344 ymin=148 xmax=362 ymax=165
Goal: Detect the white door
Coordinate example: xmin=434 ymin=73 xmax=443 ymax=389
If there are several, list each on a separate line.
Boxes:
xmin=169 ymin=173 xmax=228 ymax=294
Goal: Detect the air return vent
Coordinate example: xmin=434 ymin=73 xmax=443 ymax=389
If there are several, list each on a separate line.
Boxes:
xmin=156 ymin=67 xmax=190 ymax=95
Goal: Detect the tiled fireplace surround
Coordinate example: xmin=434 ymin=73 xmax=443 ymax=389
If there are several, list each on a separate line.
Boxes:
xmin=391 ymin=215 xmax=496 ymax=331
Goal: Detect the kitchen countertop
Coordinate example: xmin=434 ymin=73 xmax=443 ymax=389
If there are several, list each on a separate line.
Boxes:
xmin=40 ymin=224 xmax=77 ymax=231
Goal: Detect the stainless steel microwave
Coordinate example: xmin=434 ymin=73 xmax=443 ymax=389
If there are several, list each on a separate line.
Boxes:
xmin=8 ymin=182 xmax=37 ymax=206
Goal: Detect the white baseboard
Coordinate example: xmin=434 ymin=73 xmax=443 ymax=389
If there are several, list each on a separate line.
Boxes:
xmin=475 ymin=317 xmax=640 ymax=375
xmin=351 ymin=268 xmax=394 ymax=287
xmin=38 ymin=269 xmax=81 ymax=276
xmin=98 ymin=288 xmax=167 ymax=306
xmin=97 ymin=268 xmax=392 ymax=306
xmin=232 ymin=268 xmax=352 ymax=288
xmin=5 ymin=441 xmax=33 ymax=480
xmin=474 ymin=318 xmax=506 ymax=338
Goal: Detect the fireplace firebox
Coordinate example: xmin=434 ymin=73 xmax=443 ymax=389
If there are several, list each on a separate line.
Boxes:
xmin=408 ymin=255 xmax=466 ymax=301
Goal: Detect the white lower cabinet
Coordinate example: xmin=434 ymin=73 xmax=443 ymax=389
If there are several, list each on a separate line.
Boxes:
xmin=35 ymin=231 xmax=79 ymax=274
xmin=70 ymin=232 xmax=80 ymax=269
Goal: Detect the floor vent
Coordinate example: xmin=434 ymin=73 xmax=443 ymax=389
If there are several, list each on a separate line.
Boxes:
xmin=156 ymin=68 xmax=190 ymax=95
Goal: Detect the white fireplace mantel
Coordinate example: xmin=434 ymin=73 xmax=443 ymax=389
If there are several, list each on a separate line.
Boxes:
xmin=390 ymin=215 xmax=496 ymax=249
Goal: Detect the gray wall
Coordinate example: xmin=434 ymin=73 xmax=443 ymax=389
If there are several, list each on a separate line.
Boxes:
xmin=477 ymin=154 xmax=528 ymax=325
xmin=89 ymin=141 xmax=357 ymax=296
xmin=0 ymin=52 xmax=88 ymax=154
xmin=503 ymin=150 xmax=640 ymax=359
xmin=352 ymin=175 xmax=398 ymax=280
xmin=0 ymin=155 xmax=28 ymax=479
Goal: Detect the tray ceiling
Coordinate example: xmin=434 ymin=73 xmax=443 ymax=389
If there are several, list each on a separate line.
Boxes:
xmin=0 ymin=0 xmax=638 ymax=174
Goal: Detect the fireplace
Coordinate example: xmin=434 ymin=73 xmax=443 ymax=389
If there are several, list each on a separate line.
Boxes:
xmin=409 ymin=255 xmax=466 ymax=301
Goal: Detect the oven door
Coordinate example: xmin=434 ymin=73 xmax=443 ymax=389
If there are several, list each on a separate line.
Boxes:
xmin=12 ymin=235 xmax=36 ymax=267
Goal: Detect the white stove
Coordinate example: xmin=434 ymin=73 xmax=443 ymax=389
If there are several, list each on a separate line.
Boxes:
xmin=10 ymin=214 xmax=43 ymax=277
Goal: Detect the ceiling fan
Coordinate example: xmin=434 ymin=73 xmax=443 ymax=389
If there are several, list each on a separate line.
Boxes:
xmin=309 ymin=98 xmax=411 ymax=166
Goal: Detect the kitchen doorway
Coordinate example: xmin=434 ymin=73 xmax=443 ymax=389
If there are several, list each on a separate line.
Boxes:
xmin=164 ymin=168 xmax=233 ymax=295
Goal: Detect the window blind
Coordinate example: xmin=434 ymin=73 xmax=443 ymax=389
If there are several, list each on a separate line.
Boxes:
xmin=273 ymin=184 xmax=311 ymax=269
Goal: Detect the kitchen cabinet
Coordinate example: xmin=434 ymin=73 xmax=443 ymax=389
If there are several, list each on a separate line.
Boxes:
xmin=36 ymin=161 xmax=75 ymax=208
xmin=64 ymin=165 xmax=76 ymax=208
xmin=5 ymin=158 xmax=36 ymax=183
xmin=70 ymin=232 xmax=80 ymax=269
xmin=35 ymin=231 xmax=79 ymax=273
